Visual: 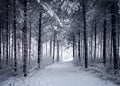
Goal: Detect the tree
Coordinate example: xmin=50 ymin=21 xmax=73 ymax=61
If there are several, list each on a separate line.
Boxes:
xmin=57 ymin=40 xmax=59 ymax=62
xmin=103 ymin=13 xmax=106 ymax=66
xmin=78 ymin=29 xmax=81 ymax=63
xmin=0 ymin=28 xmax=1 ymax=67
xmin=82 ymin=1 xmax=88 ymax=68
xmin=13 ymin=0 xmax=17 ymax=71
xmin=111 ymin=0 xmax=119 ymax=71
xmin=29 ymin=21 xmax=32 ymax=64
xmin=38 ymin=12 xmax=42 ymax=68
xmin=53 ymin=30 xmax=56 ymax=63
xmin=6 ymin=0 xmax=9 ymax=65
xmin=23 ymin=0 xmax=28 ymax=77
xmin=94 ymin=20 xmax=97 ymax=60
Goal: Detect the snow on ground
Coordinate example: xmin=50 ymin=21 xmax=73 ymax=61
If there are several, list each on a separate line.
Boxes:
xmin=0 ymin=62 xmax=118 ymax=86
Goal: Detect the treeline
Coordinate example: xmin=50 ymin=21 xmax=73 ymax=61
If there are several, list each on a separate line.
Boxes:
xmin=66 ymin=0 xmax=120 ymax=73
xmin=0 ymin=0 xmax=62 ymax=77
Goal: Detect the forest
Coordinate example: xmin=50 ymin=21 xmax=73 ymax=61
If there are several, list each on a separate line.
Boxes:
xmin=0 ymin=0 xmax=120 ymax=86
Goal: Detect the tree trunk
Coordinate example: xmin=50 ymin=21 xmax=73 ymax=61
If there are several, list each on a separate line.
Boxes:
xmin=50 ymin=37 xmax=52 ymax=59
xmin=38 ymin=12 xmax=42 ymax=68
xmin=13 ymin=0 xmax=17 ymax=71
xmin=110 ymin=30 xmax=113 ymax=64
xmin=23 ymin=0 xmax=28 ymax=77
xmin=111 ymin=1 xmax=119 ymax=71
xmin=0 ymin=28 xmax=1 ymax=67
xmin=2 ymin=29 xmax=5 ymax=64
xmin=6 ymin=2 xmax=9 ymax=65
xmin=83 ymin=3 xmax=88 ymax=68
xmin=94 ymin=20 xmax=97 ymax=60
xmin=8 ymin=27 xmax=10 ymax=60
xmin=29 ymin=21 xmax=31 ymax=64
xmin=57 ymin=40 xmax=59 ymax=62
xmin=11 ymin=28 xmax=14 ymax=64
xmin=91 ymin=29 xmax=93 ymax=60
xmin=117 ymin=27 xmax=119 ymax=63
xmin=46 ymin=39 xmax=47 ymax=58
xmin=73 ymin=32 xmax=75 ymax=59
xmin=53 ymin=31 xmax=56 ymax=63
xmin=78 ymin=30 xmax=81 ymax=63
xmin=103 ymin=16 xmax=106 ymax=66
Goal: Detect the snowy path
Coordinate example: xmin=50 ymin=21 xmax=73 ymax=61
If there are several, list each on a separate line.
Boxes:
xmin=0 ymin=62 xmax=118 ymax=86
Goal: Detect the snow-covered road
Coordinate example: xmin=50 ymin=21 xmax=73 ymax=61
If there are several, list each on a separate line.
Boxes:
xmin=0 ymin=62 xmax=118 ymax=86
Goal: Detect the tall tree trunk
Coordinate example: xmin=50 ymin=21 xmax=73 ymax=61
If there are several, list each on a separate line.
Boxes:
xmin=94 ymin=20 xmax=97 ymax=60
xmin=6 ymin=2 xmax=9 ymax=65
xmin=13 ymin=0 xmax=17 ymax=71
xmin=18 ymin=42 xmax=20 ymax=60
xmin=91 ymin=29 xmax=93 ymax=60
xmin=117 ymin=27 xmax=119 ymax=62
xmin=38 ymin=12 xmax=42 ymax=68
xmin=53 ymin=31 xmax=56 ymax=63
xmin=46 ymin=39 xmax=47 ymax=58
xmin=2 ymin=29 xmax=5 ymax=64
xmin=11 ymin=28 xmax=14 ymax=64
xmin=23 ymin=0 xmax=28 ymax=77
xmin=110 ymin=30 xmax=113 ymax=64
xmin=29 ymin=21 xmax=31 ymax=64
xmin=73 ymin=32 xmax=75 ymax=59
xmin=103 ymin=15 xmax=107 ymax=66
xmin=50 ymin=37 xmax=52 ymax=59
xmin=0 ymin=28 xmax=1 ymax=67
xmin=78 ymin=30 xmax=81 ymax=63
xmin=57 ymin=40 xmax=59 ymax=62
xmin=83 ymin=3 xmax=88 ymax=68
xmin=8 ymin=27 xmax=10 ymax=60
xmin=111 ymin=1 xmax=119 ymax=71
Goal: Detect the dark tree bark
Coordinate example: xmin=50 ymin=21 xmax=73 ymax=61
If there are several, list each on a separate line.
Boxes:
xmin=2 ymin=29 xmax=5 ymax=64
xmin=53 ymin=31 xmax=56 ymax=63
xmin=0 ymin=28 xmax=1 ymax=67
xmin=13 ymin=0 xmax=17 ymax=71
xmin=57 ymin=40 xmax=59 ymax=62
xmin=91 ymin=28 xmax=93 ymax=60
xmin=94 ymin=20 xmax=97 ymax=60
xmin=29 ymin=21 xmax=32 ymax=64
xmin=73 ymin=32 xmax=75 ymax=59
xmin=117 ymin=27 xmax=119 ymax=61
xmin=78 ymin=30 xmax=81 ymax=63
xmin=6 ymin=1 xmax=9 ymax=64
xmin=50 ymin=37 xmax=52 ymax=58
xmin=11 ymin=28 xmax=14 ymax=64
xmin=46 ymin=39 xmax=47 ymax=58
xmin=38 ymin=12 xmax=42 ymax=68
xmin=23 ymin=0 xmax=28 ymax=77
xmin=83 ymin=3 xmax=88 ymax=68
xmin=111 ymin=1 xmax=119 ymax=70
xmin=103 ymin=15 xmax=107 ymax=66
xmin=8 ymin=27 xmax=10 ymax=60
xmin=110 ymin=30 xmax=113 ymax=64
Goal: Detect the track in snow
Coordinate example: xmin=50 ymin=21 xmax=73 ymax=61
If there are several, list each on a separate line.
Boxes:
xmin=0 ymin=62 xmax=118 ymax=86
